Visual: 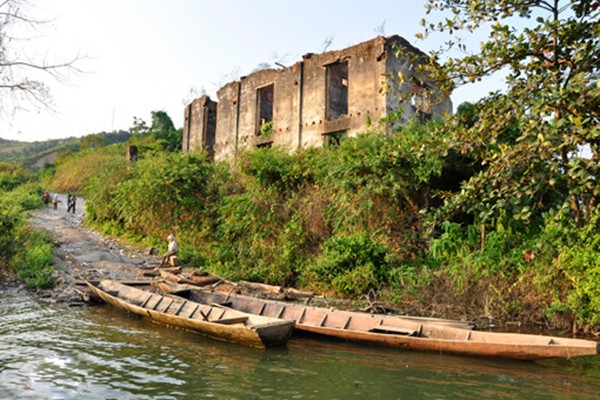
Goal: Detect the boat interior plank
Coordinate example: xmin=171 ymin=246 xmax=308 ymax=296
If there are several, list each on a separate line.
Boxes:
xmin=188 ymin=304 xmax=200 ymax=319
xmin=215 ymin=316 xmax=248 ymax=325
xmin=151 ymin=297 xmax=164 ymax=311
xmin=140 ymin=294 xmax=153 ymax=308
xmin=174 ymin=301 xmax=187 ymax=316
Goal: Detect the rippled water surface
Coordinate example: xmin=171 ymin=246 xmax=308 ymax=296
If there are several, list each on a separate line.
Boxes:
xmin=2 ymin=290 xmax=600 ymax=399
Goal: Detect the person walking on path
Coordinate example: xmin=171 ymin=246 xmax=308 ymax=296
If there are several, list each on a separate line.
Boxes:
xmin=67 ymin=194 xmax=77 ymax=214
xmin=52 ymin=193 xmax=59 ymax=210
xmin=42 ymin=190 xmax=51 ymax=207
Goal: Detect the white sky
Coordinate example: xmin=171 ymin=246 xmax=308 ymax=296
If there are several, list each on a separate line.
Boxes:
xmin=1 ymin=0 xmax=504 ymax=142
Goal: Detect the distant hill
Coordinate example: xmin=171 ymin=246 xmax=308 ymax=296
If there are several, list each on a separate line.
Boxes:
xmin=0 ymin=130 xmax=132 ymax=168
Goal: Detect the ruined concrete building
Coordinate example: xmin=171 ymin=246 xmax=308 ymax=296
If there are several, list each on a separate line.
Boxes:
xmin=183 ymin=35 xmax=452 ymax=161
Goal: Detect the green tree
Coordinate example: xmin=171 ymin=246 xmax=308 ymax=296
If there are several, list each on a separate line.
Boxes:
xmin=80 ymin=133 xmax=106 ymax=149
xmin=130 ymin=116 xmax=150 ymax=136
xmin=422 ymin=0 xmax=599 ymax=227
xmin=150 ymin=111 xmax=180 ymax=151
xmin=129 ymin=111 xmax=181 ymax=152
xmin=150 ymin=110 xmax=175 ymax=134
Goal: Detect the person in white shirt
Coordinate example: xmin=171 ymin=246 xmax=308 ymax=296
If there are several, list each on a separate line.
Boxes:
xmin=159 ymin=234 xmax=178 ymax=267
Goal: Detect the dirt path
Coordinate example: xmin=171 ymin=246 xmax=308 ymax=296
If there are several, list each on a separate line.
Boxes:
xmin=27 ymin=196 xmax=340 ymax=309
xmin=29 ymin=196 xmax=159 ymax=303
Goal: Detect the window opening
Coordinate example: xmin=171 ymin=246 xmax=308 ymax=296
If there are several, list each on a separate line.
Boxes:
xmin=324 ymin=131 xmax=346 ymax=147
xmin=326 ymin=62 xmax=348 ymax=120
xmin=256 ymin=84 xmax=274 ymax=137
xmin=410 ymin=80 xmax=432 ymax=116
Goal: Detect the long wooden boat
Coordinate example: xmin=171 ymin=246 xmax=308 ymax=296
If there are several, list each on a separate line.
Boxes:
xmin=86 ymin=280 xmax=294 ymax=348
xmin=155 ymin=281 xmax=600 ymax=360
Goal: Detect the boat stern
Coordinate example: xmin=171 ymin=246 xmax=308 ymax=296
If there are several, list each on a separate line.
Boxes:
xmin=254 ymin=320 xmax=296 ymax=348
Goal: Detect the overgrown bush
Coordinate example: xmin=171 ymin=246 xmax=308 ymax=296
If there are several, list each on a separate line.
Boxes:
xmin=43 ymin=118 xmax=600 ymax=331
xmin=538 ymin=211 xmax=600 ymax=326
xmin=428 ymin=221 xmax=529 ymax=284
xmin=83 ymin=149 xmax=228 ymax=266
xmin=1 ymin=163 xmax=37 ymax=270
xmin=211 ymin=148 xmax=320 ymax=284
xmin=2 ymin=182 xmax=43 ymax=210
xmin=50 ymin=146 xmax=126 ymax=193
xmin=84 ymin=154 xmax=132 ymax=226
xmin=314 ymin=121 xmax=451 ymax=259
xmin=307 ymin=232 xmax=390 ymax=297
xmin=238 ymin=146 xmax=317 ymax=192
xmin=0 ymin=161 xmax=34 ymax=191
xmin=12 ymin=226 xmax=54 ymax=289
xmin=0 ymin=168 xmax=54 ymax=288
xmin=0 ymin=198 xmax=23 ymax=268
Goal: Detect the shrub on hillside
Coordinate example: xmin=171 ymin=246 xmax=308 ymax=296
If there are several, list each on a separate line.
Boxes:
xmin=0 ymin=181 xmax=54 ymax=288
xmin=50 ymin=146 xmax=126 ymax=193
xmin=12 ymin=226 xmax=54 ymax=288
xmin=540 ymin=210 xmax=600 ymax=326
xmin=105 ymin=151 xmax=227 ymax=257
xmin=0 ymin=162 xmax=34 ymax=191
xmin=306 ymin=232 xmax=390 ymax=297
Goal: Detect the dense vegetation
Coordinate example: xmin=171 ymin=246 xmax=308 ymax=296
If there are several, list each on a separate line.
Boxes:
xmin=2 ymin=1 xmax=598 ymax=333
xmin=45 ymin=105 xmax=598 ymax=332
xmin=0 ymin=162 xmax=54 ymax=288
xmin=0 ymin=115 xmax=175 ymax=288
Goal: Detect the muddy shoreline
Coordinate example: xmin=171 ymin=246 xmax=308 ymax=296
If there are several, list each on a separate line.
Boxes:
xmin=27 ymin=198 xmax=158 ymax=304
xmin=24 ymin=200 xmax=363 ymax=311
xmin=17 ymin=201 xmax=597 ymax=339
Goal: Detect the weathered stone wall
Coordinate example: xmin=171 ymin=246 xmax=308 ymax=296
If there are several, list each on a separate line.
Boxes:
xmin=185 ymin=35 xmax=453 ymax=161
xmin=236 ymin=69 xmax=279 ymax=151
xmin=182 ymin=95 xmax=217 ymax=155
xmin=299 ymin=36 xmax=389 ymax=148
xmin=270 ymin=63 xmax=302 ymax=150
xmin=215 ymin=82 xmax=240 ymax=160
xmin=384 ymin=36 xmax=453 ymax=127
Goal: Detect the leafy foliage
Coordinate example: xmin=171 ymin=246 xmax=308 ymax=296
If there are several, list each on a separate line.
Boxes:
xmin=50 ymin=145 xmax=126 ymax=193
xmin=1 ymin=170 xmax=53 ymax=288
xmin=538 ymin=210 xmax=600 ymax=325
xmin=309 ymin=232 xmax=390 ymax=297
xmin=410 ymin=0 xmax=600 ymax=328
xmin=83 ymin=153 xmax=132 ymax=226
xmin=85 ymin=150 xmax=227 ymax=265
xmin=129 ymin=111 xmax=182 ymax=152
xmin=238 ymin=146 xmax=315 ymax=191
xmin=0 ymin=197 xmax=23 ymax=267
xmin=422 ymin=0 xmax=599 ymax=228
xmin=258 ymin=120 xmax=274 ymax=138
xmin=12 ymin=227 xmax=55 ymax=289
xmin=0 ymin=161 xmax=33 ymax=191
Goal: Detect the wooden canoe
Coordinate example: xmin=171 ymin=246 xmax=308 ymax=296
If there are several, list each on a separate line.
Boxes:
xmin=86 ymin=280 xmax=294 ymax=348
xmin=155 ymin=281 xmax=600 ymax=360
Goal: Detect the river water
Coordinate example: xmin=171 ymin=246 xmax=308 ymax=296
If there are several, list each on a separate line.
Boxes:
xmin=2 ymin=290 xmax=600 ymax=400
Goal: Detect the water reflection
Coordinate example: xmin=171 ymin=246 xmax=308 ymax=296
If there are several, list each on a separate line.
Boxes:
xmin=1 ymin=291 xmax=600 ymax=399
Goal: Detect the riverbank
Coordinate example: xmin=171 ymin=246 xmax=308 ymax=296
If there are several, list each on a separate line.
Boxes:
xmin=21 ymin=199 xmax=599 ymax=339
xmin=28 ymin=197 xmax=155 ymax=304
xmin=26 ymin=199 xmax=373 ymax=313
